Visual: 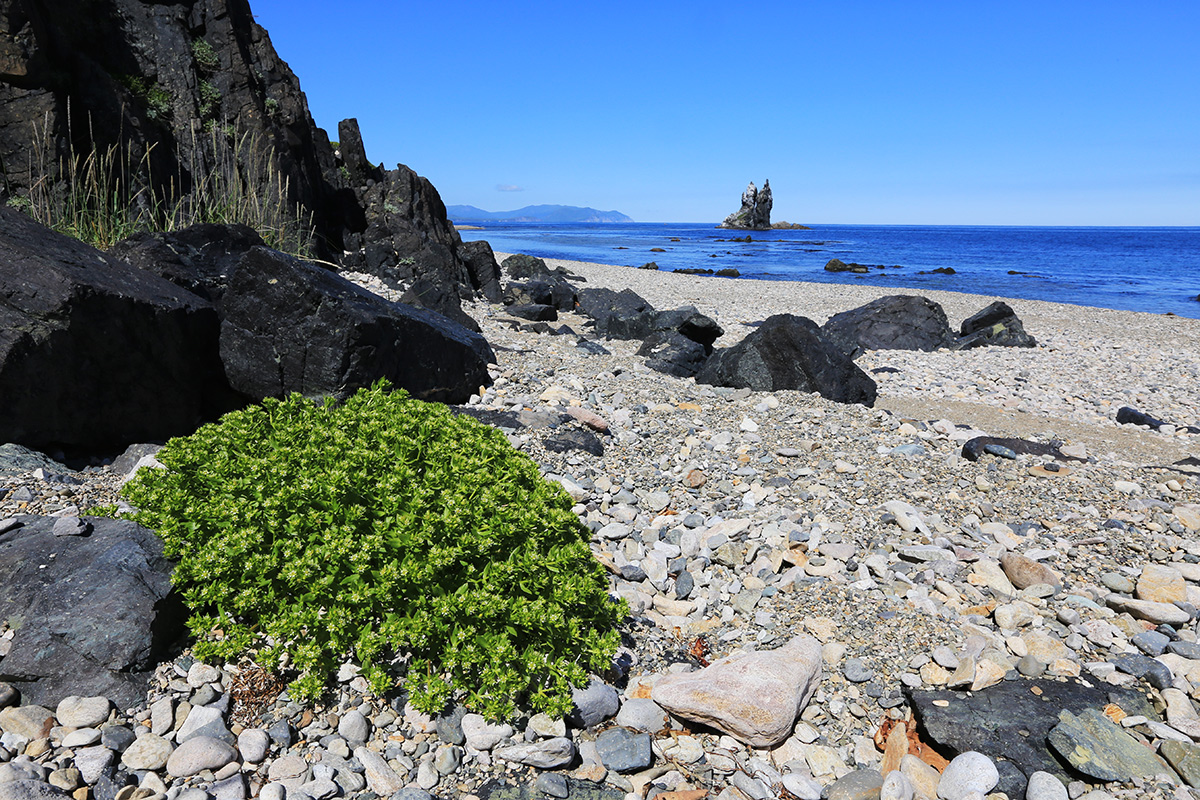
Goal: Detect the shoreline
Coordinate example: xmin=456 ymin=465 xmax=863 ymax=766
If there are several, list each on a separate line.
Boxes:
xmin=495 ymin=252 xmax=1200 ymax=465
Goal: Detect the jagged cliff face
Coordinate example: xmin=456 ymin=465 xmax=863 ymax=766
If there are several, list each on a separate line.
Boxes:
xmin=0 ymin=0 xmax=355 ymax=255
xmin=0 ymin=0 xmax=492 ymax=312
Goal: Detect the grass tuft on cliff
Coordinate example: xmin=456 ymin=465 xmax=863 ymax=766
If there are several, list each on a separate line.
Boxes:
xmin=9 ymin=108 xmax=314 ymax=255
xmin=121 ymin=381 xmax=626 ymax=720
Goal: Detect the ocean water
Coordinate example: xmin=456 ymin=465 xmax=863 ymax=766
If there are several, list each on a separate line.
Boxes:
xmin=458 ymin=223 xmax=1200 ymax=319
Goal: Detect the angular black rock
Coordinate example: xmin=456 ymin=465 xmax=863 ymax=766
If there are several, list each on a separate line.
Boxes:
xmin=219 ymin=247 xmax=494 ymax=404
xmin=0 ymin=207 xmax=227 ymax=451
xmin=696 ymin=314 xmax=877 ymax=406
xmin=954 ymin=301 xmax=1037 ymax=349
xmin=637 ymin=331 xmax=710 ymax=378
xmin=0 ymin=516 xmax=185 ymax=708
xmin=457 ymin=240 xmax=504 ymax=303
xmin=961 ymin=436 xmax=1086 ymax=463
xmin=1116 ymin=406 xmax=1200 ymax=434
xmin=905 ymin=677 xmax=1155 ymax=796
xmin=822 ymin=295 xmax=955 ymax=357
xmin=505 ymin=304 xmax=559 ymax=322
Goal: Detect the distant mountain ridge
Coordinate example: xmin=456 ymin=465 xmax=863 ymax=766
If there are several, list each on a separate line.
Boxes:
xmin=447 ymin=204 xmax=633 ymax=223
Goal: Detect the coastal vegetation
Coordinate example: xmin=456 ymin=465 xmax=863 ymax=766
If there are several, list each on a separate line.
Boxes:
xmin=121 ymin=382 xmax=627 ymax=719
xmin=9 ymin=110 xmax=314 ymax=255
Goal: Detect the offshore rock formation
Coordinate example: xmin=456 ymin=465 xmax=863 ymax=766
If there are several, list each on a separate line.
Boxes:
xmin=720 ymin=179 xmax=773 ymax=230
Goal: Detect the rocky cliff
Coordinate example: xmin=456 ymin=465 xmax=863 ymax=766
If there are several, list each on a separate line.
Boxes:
xmin=0 ymin=0 xmax=494 ymax=314
xmin=720 ymin=179 xmax=773 ymax=230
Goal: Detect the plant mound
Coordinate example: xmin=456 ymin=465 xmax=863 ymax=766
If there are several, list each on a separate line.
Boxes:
xmin=123 ymin=382 xmax=625 ymax=719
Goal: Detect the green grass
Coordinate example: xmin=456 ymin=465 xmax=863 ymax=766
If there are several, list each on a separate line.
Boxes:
xmin=10 ymin=104 xmax=315 ymax=255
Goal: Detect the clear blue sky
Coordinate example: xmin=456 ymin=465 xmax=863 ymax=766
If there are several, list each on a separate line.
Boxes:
xmin=248 ymin=1 xmax=1199 ymax=225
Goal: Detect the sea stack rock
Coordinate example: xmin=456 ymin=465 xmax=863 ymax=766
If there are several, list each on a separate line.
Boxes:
xmin=720 ymin=179 xmax=773 ymax=230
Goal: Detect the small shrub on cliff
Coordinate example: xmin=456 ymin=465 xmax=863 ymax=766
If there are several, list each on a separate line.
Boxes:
xmin=122 ymin=382 xmax=625 ymax=719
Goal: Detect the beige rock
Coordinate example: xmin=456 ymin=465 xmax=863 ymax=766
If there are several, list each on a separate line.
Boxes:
xmin=651 ymin=635 xmax=823 ymax=747
xmin=1137 ymin=564 xmax=1187 ymax=604
xmin=0 ymin=705 xmax=54 ymax=740
xmin=920 ymin=662 xmax=950 ymax=686
xmin=901 ymin=754 xmax=942 ymax=800
xmin=1175 ymin=505 xmax=1200 ymax=532
xmin=1023 ymin=631 xmax=1072 ymax=664
xmin=804 ymin=617 xmax=839 ymax=642
xmin=1163 ymin=688 xmax=1200 ymax=741
xmin=880 ymin=722 xmax=909 ymax=776
xmin=999 ymin=552 xmax=1062 ymax=591
xmin=1048 ymin=659 xmax=1081 ymax=678
xmin=972 ymin=559 xmax=1016 ymax=599
xmin=1106 ymin=594 xmax=1192 ymax=625
xmin=971 ymin=659 xmax=1007 ymax=691
xmin=805 ymin=743 xmax=848 ymax=778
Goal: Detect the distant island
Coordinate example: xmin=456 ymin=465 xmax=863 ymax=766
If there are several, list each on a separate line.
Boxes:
xmin=447 ymin=204 xmax=633 ymax=224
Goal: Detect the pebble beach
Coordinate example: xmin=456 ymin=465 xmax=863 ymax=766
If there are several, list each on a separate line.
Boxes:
xmin=3 ymin=255 xmax=1200 ymax=800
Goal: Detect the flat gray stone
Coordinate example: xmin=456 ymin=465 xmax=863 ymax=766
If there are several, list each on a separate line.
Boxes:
xmin=829 ymin=769 xmax=885 ymax=800
xmin=74 ymin=744 xmax=115 ymax=785
xmin=1160 ymin=740 xmax=1200 ymax=788
xmin=337 ymin=709 xmax=370 ymax=744
xmin=1047 ymin=708 xmax=1175 ymax=783
xmin=493 ymin=737 xmax=576 ymax=769
xmin=1026 ymin=771 xmax=1069 ymax=800
xmin=570 ymin=678 xmax=620 ymax=728
xmin=237 ymin=728 xmax=270 ymax=763
xmin=166 ymin=735 xmax=237 ymax=778
xmin=54 ymin=696 xmax=111 ymax=728
xmin=614 ymin=698 xmax=668 ymax=733
xmin=354 ymin=746 xmax=406 ymax=796
xmin=595 ymin=727 xmax=652 ymax=773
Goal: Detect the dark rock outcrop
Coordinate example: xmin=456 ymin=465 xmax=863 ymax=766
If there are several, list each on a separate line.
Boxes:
xmin=720 ymin=179 xmax=772 ymax=230
xmin=637 ymin=331 xmax=709 ymax=378
xmin=219 ymin=247 xmax=493 ymax=404
xmin=953 ymin=301 xmax=1037 ymax=349
xmin=500 ymin=254 xmax=579 ymax=311
xmin=824 ymin=259 xmax=869 ymax=274
xmin=0 ymin=6 xmax=492 ymax=321
xmin=576 ymin=288 xmax=656 ymax=339
xmin=575 ymin=289 xmax=723 ymax=352
xmin=906 ymin=679 xmax=1160 ymax=797
xmin=111 ymin=222 xmax=494 ymax=405
xmin=695 ymin=315 xmax=877 ymax=406
xmin=457 ymin=239 xmax=503 ymax=303
xmin=505 ymin=304 xmax=558 ymax=322
xmin=0 ymin=516 xmax=184 ymax=708
xmin=109 ymin=223 xmax=267 ymax=303
xmin=822 ymin=295 xmax=955 ymax=358
xmin=0 ymin=0 xmax=343 ymax=255
xmin=1115 ymin=406 xmax=1200 ymax=435
xmin=961 ymin=436 xmax=1087 ymax=464
xmin=0 ymin=206 xmax=229 ymax=451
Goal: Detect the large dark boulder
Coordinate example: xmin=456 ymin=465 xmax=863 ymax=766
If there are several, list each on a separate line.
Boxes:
xmin=652 ymin=307 xmax=723 ymax=351
xmin=637 ymin=331 xmax=709 ymax=378
xmin=500 ymin=254 xmax=578 ymax=311
xmin=0 ymin=207 xmax=229 ymax=450
xmin=0 ymin=516 xmax=184 ymax=709
xmin=109 ymin=223 xmax=266 ymax=303
xmin=575 ymin=289 xmax=722 ymax=349
xmin=953 ymin=301 xmax=1037 ymax=349
xmin=458 ymin=239 xmax=503 ymax=303
xmin=695 ymin=314 xmax=877 ymax=405
xmin=219 ymin=246 xmax=494 ymax=403
xmin=822 ymin=295 xmax=954 ymax=357
xmin=577 ymin=288 xmax=657 ymax=339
